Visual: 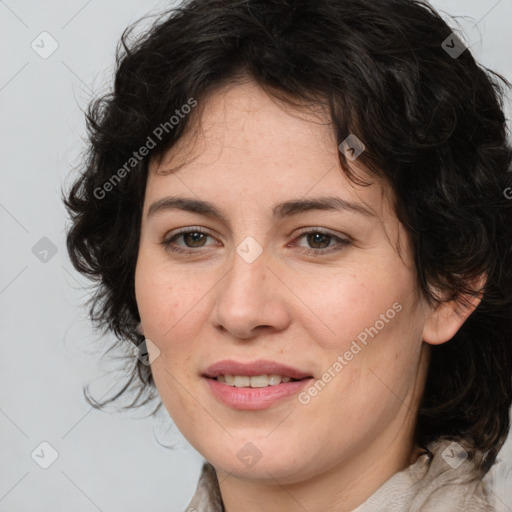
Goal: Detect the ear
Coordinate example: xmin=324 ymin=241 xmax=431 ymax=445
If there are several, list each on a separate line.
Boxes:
xmin=422 ymin=273 xmax=486 ymax=346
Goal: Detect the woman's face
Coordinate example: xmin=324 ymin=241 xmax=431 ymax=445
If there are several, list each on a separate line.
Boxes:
xmin=135 ymin=80 xmax=434 ymax=484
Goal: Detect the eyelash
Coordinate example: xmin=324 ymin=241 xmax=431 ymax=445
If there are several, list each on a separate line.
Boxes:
xmin=161 ymin=227 xmax=351 ymax=256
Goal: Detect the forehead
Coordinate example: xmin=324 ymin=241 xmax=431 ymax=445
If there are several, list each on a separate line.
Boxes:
xmin=146 ymin=80 xmax=393 ymax=222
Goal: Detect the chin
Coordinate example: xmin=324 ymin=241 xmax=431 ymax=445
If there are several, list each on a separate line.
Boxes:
xmin=202 ymin=441 xmax=317 ymax=483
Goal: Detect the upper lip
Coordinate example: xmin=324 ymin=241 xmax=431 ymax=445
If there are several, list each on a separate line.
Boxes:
xmin=203 ymin=359 xmax=312 ymax=380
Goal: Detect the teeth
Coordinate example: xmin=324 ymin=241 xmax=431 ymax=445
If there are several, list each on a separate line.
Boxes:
xmin=250 ymin=375 xmax=272 ymax=387
xmin=234 ymin=376 xmax=250 ymax=387
xmin=217 ymin=374 xmax=294 ymax=387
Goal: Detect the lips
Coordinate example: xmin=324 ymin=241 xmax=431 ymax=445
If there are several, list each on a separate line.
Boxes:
xmin=202 ymin=359 xmax=313 ymax=380
xmin=202 ymin=360 xmax=314 ymax=410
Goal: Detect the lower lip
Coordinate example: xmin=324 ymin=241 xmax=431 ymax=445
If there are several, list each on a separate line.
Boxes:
xmin=204 ymin=377 xmax=313 ymax=410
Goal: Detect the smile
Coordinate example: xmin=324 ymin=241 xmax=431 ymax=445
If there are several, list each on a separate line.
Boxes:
xmin=216 ymin=374 xmax=299 ymax=387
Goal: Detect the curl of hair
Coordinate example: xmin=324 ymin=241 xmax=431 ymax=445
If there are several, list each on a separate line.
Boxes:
xmin=63 ymin=0 xmax=512 ymax=471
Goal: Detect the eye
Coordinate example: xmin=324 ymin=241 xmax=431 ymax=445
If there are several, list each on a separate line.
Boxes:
xmin=291 ymin=228 xmax=351 ymax=256
xmin=161 ymin=227 xmax=351 ymax=256
xmin=161 ymin=227 xmax=217 ymax=255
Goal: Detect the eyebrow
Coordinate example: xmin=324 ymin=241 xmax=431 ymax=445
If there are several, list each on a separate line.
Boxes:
xmin=147 ymin=196 xmax=376 ymax=225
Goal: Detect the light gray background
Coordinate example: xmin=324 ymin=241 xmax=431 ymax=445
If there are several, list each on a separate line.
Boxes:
xmin=1 ymin=1 xmax=511 ymax=510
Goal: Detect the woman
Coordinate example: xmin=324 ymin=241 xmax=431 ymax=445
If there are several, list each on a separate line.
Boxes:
xmin=64 ymin=0 xmax=512 ymax=510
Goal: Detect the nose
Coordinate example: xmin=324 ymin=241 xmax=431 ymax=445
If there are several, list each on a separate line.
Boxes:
xmin=209 ymin=245 xmax=291 ymax=340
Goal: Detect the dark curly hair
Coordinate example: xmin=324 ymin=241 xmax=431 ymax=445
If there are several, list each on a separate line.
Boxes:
xmin=63 ymin=0 xmax=512 ymax=472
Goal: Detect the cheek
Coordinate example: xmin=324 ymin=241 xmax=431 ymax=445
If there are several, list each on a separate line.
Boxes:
xmin=293 ymin=261 xmax=415 ymax=352
xmin=135 ymin=251 xmax=194 ymax=337
xmin=134 ymin=255 xmax=211 ymax=409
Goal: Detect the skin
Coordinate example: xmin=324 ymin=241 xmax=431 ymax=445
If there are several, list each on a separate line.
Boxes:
xmin=134 ymin=79 xmax=480 ymax=512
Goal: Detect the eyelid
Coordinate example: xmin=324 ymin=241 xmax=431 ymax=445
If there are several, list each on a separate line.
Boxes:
xmin=162 ymin=226 xmax=351 ymax=256
xmin=163 ymin=226 xmax=217 ymax=244
xmin=290 ymin=227 xmax=351 ymax=255
xmin=163 ymin=226 xmax=350 ymax=244
xmin=293 ymin=226 xmax=351 ymax=242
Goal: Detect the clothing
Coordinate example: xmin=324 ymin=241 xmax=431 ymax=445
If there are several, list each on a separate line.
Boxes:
xmin=184 ymin=438 xmax=495 ymax=511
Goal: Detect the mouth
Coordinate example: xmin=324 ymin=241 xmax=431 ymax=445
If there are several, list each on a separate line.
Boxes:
xmin=202 ymin=359 xmax=313 ymax=382
xmin=201 ymin=359 xmax=314 ymax=409
xmin=209 ymin=374 xmax=309 ymax=388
